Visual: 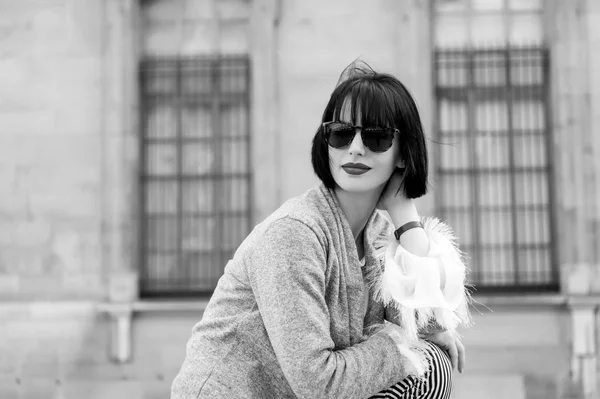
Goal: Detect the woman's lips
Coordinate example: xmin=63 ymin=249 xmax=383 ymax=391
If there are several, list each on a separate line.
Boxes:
xmin=342 ymin=166 xmax=370 ymax=175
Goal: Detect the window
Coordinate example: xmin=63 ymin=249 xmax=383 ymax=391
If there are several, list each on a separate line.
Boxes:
xmin=433 ymin=0 xmax=558 ymax=292
xmin=139 ymin=57 xmax=252 ymax=297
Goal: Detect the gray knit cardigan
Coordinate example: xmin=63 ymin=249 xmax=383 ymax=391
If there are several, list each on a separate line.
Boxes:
xmin=171 ymin=184 xmax=422 ymax=399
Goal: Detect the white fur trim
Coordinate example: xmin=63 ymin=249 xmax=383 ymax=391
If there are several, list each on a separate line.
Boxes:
xmin=372 ymin=217 xmax=473 ymax=338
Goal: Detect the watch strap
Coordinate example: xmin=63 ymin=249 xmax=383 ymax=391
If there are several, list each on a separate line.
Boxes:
xmin=394 ymin=221 xmax=424 ymax=241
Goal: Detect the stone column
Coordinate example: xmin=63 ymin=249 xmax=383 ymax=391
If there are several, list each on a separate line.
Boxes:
xmin=552 ymin=1 xmax=600 ymax=285
xmin=551 ymin=0 xmax=600 ymax=396
xmin=567 ymin=299 xmax=599 ymax=398
xmin=100 ymin=0 xmax=140 ymax=363
xmin=586 ymin=0 xmax=600 ymax=276
xmin=249 ymin=0 xmax=281 ymax=224
xmin=393 ymin=0 xmax=435 ymax=216
xmin=101 ymin=0 xmax=140 ymax=303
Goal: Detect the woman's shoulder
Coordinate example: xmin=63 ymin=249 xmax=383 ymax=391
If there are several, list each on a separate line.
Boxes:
xmin=260 ymin=185 xmax=335 ymax=234
xmin=239 ymin=189 xmax=331 ymax=260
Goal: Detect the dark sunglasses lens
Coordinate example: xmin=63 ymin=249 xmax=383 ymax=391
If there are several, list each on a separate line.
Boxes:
xmin=362 ymin=129 xmax=394 ymax=152
xmin=326 ymin=123 xmax=355 ymax=148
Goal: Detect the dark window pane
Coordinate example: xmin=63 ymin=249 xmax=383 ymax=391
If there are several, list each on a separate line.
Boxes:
xmin=439 ymin=99 xmax=468 ymax=133
xmin=179 ymin=252 xmax=222 ymax=291
xmin=516 ymin=209 xmax=550 ymax=243
xmin=221 ymin=105 xmax=248 ymax=138
xmin=146 ymin=217 xmax=178 ymax=251
xmin=475 ymin=134 xmax=510 ymax=169
xmin=479 ymin=211 xmax=513 ymax=244
xmin=146 ymin=143 xmax=177 ymax=175
xmin=441 ymin=174 xmax=473 ymax=207
xmin=182 ymin=143 xmax=215 ymax=175
xmin=182 ymin=106 xmax=212 ymax=137
xmin=474 ymin=52 xmax=506 ymax=86
xmin=181 ymin=64 xmax=214 ymax=95
xmin=220 ymin=178 xmax=249 ymax=212
xmin=513 ymin=134 xmax=546 ymax=167
xmin=222 ymin=215 xmax=250 ymax=249
xmin=221 ymin=139 xmax=249 ymax=174
xmin=517 ymin=249 xmax=552 ymax=284
xmin=479 ymin=248 xmax=515 ymax=285
xmin=182 ymin=180 xmax=213 ymax=213
xmin=478 ymin=173 xmax=512 ymax=206
xmin=181 ymin=217 xmax=215 ymax=251
xmin=443 ymin=211 xmax=474 ymax=246
xmin=145 ymin=105 xmax=177 ymax=138
xmin=145 ymin=181 xmax=179 ymax=214
xmin=514 ymin=172 xmax=548 ymax=205
xmin=440 ymin=139 xmax=471 ymax=170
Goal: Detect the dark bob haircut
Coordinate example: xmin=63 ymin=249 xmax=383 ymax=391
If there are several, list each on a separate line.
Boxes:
xmin=311 ymin=61 xmax=428 ymax=199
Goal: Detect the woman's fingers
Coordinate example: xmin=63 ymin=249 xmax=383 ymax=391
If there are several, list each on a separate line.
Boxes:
xmin=447 ymin=339 xmax=458 ymax=371
xmin=457 ymin=338 xmax=465 ymax=373
xmin=422 ymin=330 xmax=464 ymax=373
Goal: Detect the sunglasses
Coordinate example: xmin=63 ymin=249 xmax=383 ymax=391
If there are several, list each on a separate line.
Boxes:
xmin=322 ymin=121 xmax=398 ymax=153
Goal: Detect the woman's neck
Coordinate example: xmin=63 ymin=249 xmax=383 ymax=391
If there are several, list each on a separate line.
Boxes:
xmin=333 ymin=185 xmax=383 ymax=240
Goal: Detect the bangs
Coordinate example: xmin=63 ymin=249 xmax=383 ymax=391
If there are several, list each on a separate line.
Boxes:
xmin=326 ymin=78 xmax=400 ymax=129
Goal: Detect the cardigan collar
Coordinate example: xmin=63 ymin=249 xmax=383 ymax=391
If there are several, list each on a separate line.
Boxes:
xmin=317 ymin=183 xmax=387 ymax=337
xmin=317 ymin=183 xmax=386 ymax=263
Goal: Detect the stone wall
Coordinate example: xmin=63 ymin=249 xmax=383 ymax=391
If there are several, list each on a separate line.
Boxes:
xmin=0 ymin=302 xmax=198 ymax=398
xmin=0 ymin=1 xmax=143 ymax=397
xmin=0 ymin=0 xmax=109 ymax=300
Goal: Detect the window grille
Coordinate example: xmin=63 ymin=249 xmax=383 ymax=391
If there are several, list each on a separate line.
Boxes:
xmin=434 ymin=46 xmax=558 ymax=292
xmin=139 ymin=56 xmax=252 ymax=297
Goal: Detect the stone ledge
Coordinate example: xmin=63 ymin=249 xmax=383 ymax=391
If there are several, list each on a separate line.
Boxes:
xmin=4 ymin=295 xmax=600 ymax=314
xmin=473 ymin=294 xmax=600 ymax=309
xmin=96 ymin=299 xmax=210 ymax=314
xmin=472 ymin=294 xmax=568 ymax=308
xmin=566 ymin=295 xmax=600 ymax=307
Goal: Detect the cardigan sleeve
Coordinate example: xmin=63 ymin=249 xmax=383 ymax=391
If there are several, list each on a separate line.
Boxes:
xmin=247 ymin=217 xmax=414 ymax=399
xmin=373 ymin=217 xmax=472 ymax=343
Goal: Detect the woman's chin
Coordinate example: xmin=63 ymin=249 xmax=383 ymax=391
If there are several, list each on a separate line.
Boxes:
xmin=336 ymin=179 xmax=380 ymax=194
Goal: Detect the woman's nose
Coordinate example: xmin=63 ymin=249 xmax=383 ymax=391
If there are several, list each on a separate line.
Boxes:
xmin=348 ymin=130 xmax=365 ymax=155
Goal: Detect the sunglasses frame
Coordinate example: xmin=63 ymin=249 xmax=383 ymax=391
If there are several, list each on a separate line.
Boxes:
xmin=322 ymin=121 xmax=399 ymax=153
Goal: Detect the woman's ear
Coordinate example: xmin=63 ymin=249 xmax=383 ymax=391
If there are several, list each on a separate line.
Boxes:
xmin=396 ymin=158 xmax=405 ymax=168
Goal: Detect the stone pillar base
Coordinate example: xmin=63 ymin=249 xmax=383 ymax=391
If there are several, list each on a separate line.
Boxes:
xmin=108 ymin=270 xmax=139 ymax=303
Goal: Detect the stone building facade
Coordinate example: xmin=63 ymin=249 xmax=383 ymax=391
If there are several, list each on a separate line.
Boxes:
xmin=0 ymin=0 xmax=599 ymax=398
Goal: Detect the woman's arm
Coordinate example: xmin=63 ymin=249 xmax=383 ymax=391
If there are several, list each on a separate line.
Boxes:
xmin=387 ymin=200 xmax=431 ymax=257
xmin=375 ymin=169 xmax=471 ymax=372
xmin=375 ymin=169 xmax=469 ymax=314
xmin=247 ymin=218 xmax=417 ymax=399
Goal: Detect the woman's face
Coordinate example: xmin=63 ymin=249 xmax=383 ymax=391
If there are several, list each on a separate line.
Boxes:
xmin=328 ymin=101 xmax=403 ymax=194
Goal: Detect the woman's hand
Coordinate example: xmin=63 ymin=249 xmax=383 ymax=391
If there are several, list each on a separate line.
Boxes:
xmin=376 ymin=168 xmax=410 ymax=212
xmin=376 ymin=168 xmax=419 ymax=227
xmin=378 ymin=168 xmax=429 ymax=255
xmin=421 ymin=330 xmax=465 ymax=373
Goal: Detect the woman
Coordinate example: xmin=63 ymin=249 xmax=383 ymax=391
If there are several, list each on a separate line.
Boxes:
xmin=171 ymin=61 xmax=471 ymax=399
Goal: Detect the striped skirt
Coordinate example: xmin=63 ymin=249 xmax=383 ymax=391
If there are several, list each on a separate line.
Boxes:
xmin=370 ymin=341 xmax=453 ymax=399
